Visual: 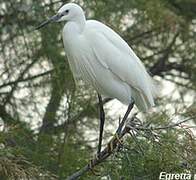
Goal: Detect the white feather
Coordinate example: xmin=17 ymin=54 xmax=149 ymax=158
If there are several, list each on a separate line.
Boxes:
xmin=61 ymin=4 xmax=157 ymax=111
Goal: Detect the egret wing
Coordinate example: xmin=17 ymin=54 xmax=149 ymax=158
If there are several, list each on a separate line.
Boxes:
xmin=85 ymin=20 xmax=156 ymax=105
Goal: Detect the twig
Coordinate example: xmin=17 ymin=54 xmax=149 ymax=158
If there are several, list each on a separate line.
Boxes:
xmin=126 ymin=116 xmax=196 ymax=131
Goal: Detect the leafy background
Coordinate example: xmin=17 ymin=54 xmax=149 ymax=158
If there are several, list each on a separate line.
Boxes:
xmin=0 ymin=0 xmax=195 ymax=179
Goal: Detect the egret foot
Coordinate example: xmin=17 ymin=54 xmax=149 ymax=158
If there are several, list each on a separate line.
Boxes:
xmin=114 ymin=133 xmax=123 ymax=145
xmin=108 ymin=133 xmax=123 ymax=152
xmin=89 ymin=156 xmax=100 ymax=176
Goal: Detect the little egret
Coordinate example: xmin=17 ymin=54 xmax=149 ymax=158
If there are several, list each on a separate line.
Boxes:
xmin=36 ymin=3 xmax=157 ymax=154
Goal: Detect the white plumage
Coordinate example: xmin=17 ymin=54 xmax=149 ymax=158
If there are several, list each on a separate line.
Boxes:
xmin=58 ymin=3 xmax=156 ymax=111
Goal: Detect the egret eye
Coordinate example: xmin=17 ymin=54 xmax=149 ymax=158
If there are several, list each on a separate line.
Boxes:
xmin=65 ymin=9 xmax=69 ymax=14
xmin=62 ymin=9 xmax=69 ymax=16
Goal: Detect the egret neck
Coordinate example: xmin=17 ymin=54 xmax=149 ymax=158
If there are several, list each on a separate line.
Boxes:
xmin=63 ymin=11 xmax=86 ymax=34
xmin=62 ymin=11 xmax=86 ymax=55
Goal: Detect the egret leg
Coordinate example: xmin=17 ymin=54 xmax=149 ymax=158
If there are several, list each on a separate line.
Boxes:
xmin=97 ymin=94 xmax=105 ymax=155
xmin=117 ymin=102 xmax=134 ymax=135
xmin=108 ymin=102 xmax=134 ymax=153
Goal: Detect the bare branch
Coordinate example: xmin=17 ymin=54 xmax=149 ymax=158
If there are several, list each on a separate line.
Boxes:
xmin=126 ymin=116 xmax=196 ymax=131
xmin=0 ymin=70 xmax=52 ymax=89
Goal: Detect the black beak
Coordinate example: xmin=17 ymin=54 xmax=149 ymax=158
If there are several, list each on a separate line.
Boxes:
xmin=35 ymin=14 xmax=61 ymax=30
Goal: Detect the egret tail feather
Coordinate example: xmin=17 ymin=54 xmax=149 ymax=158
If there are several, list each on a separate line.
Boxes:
xmin=131 ymin=88 xmax=154 ymax=112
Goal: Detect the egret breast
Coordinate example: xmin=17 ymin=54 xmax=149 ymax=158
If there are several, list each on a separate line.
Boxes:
xmin=62 ymin=24 xmax=132 ymax=104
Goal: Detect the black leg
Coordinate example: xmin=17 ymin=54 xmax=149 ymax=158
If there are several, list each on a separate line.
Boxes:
xmin=107 ymin=102 xmax=134 ymax=153
xmin=97 ymin=94 xmax=105 ymax=155
xmin=117 ymin=102 xmax=134 ymax=134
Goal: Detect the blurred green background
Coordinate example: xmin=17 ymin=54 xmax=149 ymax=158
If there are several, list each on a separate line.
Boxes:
xmin=0 ymin=0 xmax=196 ymax=179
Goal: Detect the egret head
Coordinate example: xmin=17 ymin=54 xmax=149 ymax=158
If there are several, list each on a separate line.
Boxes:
xmin=57 ymin=3 xmax=84 ymax=22
xmin=35 ymin=3 xmax=85 ymax=30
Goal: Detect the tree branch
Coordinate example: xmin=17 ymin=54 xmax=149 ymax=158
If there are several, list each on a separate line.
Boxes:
xmin=3 ymin=59 xmax=39 ymax=105
xmin=66 ymin=114 xmax=195 ymax=180
xmin=0 ymin=70 xmax=52 ymax=89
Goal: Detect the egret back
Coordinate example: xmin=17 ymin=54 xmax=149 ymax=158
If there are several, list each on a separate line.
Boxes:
xmin=62 ymin=19 xmax=157 ymax=111
xmin=84 ymin=20 xmax=157 ymax=111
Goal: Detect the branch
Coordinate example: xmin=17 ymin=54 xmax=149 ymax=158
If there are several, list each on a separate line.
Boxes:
xmin=3 ymin=59 xmax=39 ymax=105
xmin=126 ymin=116 xmax=196 ymax=131
xmin=66 ymin=103 xmax=134 ymax=180
xmin=150 ymin=32 xmax=180 ymax=76
xmin=66 ymin=121 xmax=131 ymax=180
xmin=66 ymin=114 xmax=195 ymax=180
xmin=0 ymin=70 xmax=52 ymax=89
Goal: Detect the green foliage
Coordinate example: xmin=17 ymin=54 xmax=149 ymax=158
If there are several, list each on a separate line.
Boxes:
xmin=0 ymin=124 xmax=57 ymax=179
xmin=0 ymin=0 xmax=195 ymax=179
xmin=98 ymin=121 xmax=196 ymax=180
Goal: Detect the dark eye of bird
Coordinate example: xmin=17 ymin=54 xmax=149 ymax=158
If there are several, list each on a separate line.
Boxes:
xmin=65 ymin=9 xmax=69 ymax=14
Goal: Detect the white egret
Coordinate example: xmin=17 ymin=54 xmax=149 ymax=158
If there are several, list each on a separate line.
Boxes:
xmin=36 ymin=3 xmax=157 ymax=154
